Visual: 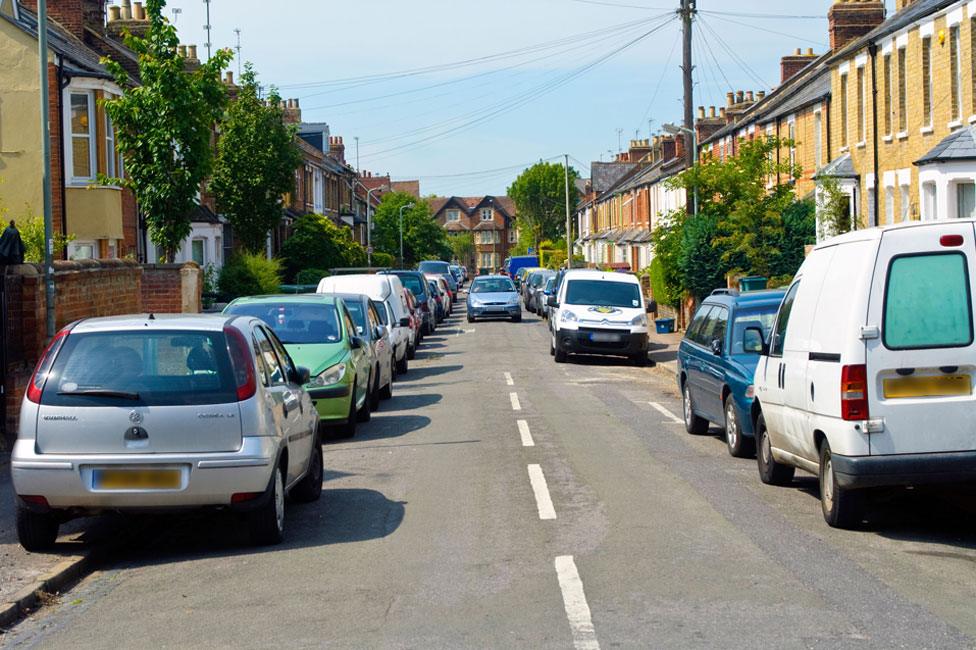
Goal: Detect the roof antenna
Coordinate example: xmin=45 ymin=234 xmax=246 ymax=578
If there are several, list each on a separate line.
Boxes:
xmin=148 ymin=313 xmax=156 ymax=320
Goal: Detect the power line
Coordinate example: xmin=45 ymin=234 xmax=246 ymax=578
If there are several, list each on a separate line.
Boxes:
xmin=699 ymin=10 xmax=825 ymax=20
xmin=703 ymin=12 xmax=827 ymax=47
xmin=635 ymin=26 xmax=680 ymax=134
xmin=698 ymin=16 xmax=770 ymax=90
xmin=567 ymin=0 xmax=670 ymax=9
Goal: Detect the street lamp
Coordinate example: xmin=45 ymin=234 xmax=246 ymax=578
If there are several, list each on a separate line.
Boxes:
xmin=663 ymin=123 xmax=698 ymax=217
xmin=399 ymin=203 xmax=414 ymax=268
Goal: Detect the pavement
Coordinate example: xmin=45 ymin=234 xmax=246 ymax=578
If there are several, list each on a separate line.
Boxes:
xmin=2 ymin=305 xmax=975 ymax=648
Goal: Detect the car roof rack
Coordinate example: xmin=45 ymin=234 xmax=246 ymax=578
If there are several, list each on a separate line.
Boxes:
xmin=710 ymin=288 xmax=740 ymax=297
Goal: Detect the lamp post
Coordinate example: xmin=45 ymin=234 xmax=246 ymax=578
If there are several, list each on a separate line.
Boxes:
xmin=399 ymin=203 xmax=414 ymax=268
xmin=663 ymin=123 xmax=698 ymax=217
xmin=38 ymin=0 xmax=55 ymax=339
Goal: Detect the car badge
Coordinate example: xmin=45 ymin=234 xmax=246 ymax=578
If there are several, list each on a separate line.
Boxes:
xmin=128 ymin=410 xmax=144 ymax=425
xmin=589 ymin=306 xmax=620 ymax=315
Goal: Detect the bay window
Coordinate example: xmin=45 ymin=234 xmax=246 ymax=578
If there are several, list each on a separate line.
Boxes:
xmin=70 ymin=92 xmax=95 ymax=181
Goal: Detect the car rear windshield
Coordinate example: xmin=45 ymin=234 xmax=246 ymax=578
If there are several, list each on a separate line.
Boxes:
xmin=471 ymin=278 xmax=515 ymax=293
xmin=565 ymin=280 xmax=641 ymax=308
xmin=41 ymin=330 xmax=237 ymax=407
xmin=393 ymin=273 xmax=426 ymax=297
xmin=884 ymin=252 xmax=974 ymax=349
xmin=225 ymin=302 xmax=342 ymax=344
xmin=729 ymin=306 xmax=778 ymax=355
xmin=418 ymin=261 xmax=450 ymax=275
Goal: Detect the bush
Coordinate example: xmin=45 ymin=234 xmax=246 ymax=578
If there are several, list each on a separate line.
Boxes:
xmin=219 ymin=252 xmax=282 ymax=299
xmin=20 ymin=212 xmax=73 ymax=262
xmin=295 ymin=268 xmax=328 ymax=286
xmin=279 ymin=213 xmax=368 ymax=282
xmin=372 ymin=251 xmax=395 ymax=268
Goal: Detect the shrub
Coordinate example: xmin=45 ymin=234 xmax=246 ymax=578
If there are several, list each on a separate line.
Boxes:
xmin=219 ymin=252 xmax=282 ymax=299
xmin=280 ymin=213 xmax=367 ymax=281
xmin=372 ymin=251 xmax=395 ymax=268
xmin=20 ymin=212 xmax=73 ymax=263
xmin=295 ymin=268 xmax=328 ymax=286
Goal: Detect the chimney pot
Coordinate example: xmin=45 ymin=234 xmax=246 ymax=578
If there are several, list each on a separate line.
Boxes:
xmin=795 ymin=47 xmax=802 ymax=56
xmin=709 ymin=106 xmax=716 ymax=118
xmin=726 ymin=91 xmax=735 ymax=106
xmin=807 ymin=47 xmax=815 ymax=56
xmin=697 ymin=106 xmax=705 ymax=119
xmin=188 ymin=45 xmax=198 ymax=60
xmin=226 ymin=71 xmax=234 ymax=84
xmin=757 ymin=91 xmax=766 ymax=100
xmin=108 ymin=5 xmax=121 ymax=21
xmin=121 ymin=0 xmax=132 ymax=20
xmin=178 ymin=45 xmax=187 ymax=57
xmin=133 ymin=1 xmax=145 ymax=21
xmin=735 ymin=90 xmax=744 ymax=103
xmin=746 ymin=91 xmax=754 ymax=102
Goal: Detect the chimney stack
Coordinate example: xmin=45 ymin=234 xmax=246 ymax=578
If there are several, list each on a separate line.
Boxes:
xmin=780 ymin=47 xmax=817 ymax=85
xmin=107 ymin=0 xmax=150 ymax=40
xmin=283 ymin=98 xmax=302 ymax=124
xmin=726 ymin=91 xmax=735 ymax=106
xmin=735 ymin=90 xmax=744 ymax=104
xmin=828 ymin=0 xmax=886 ymax=52
xmin=22 ymin=0 xmax=105 ymax=36
xmin=328 ymin=136 xmax=346 ymax=164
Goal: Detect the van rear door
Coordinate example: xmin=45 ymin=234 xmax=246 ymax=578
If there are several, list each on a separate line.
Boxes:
xmin=865 ymin=223 xmax=976 ymax=455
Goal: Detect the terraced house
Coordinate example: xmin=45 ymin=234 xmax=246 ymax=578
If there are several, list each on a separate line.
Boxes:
xmin=431 ymin=196 xmax=516 ymax=274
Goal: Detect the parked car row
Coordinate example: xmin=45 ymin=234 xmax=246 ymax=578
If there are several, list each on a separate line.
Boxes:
xmin=11 ymin=266 xmax=462 ymax=551
xmin=678 ymin=219 xmax=976 ymax=529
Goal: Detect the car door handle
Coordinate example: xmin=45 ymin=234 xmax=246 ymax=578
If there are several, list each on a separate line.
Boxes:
xmin=810 ymin=382 xmax=815 ymax=402
xmin=778 ymin=363 xmax=786 ymax=389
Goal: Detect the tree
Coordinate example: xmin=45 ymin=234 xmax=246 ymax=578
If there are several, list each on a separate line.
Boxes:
xmin=371 ymin=192 xmax=451 ymax=266
xmin=649 ymin=210 xmax=685 ymax=308
xmin=101 ymin=0 xmax=233 ymax=261
xmin=679 ymin=212 xmax=728 ymax=301
xmin=448 ymin=231 xmax=475 ymax=268
xmin=279 ymin=213 xmax=367 ymax=282
xmin=771 ymin=198 xmax=816 ymax=279
xmin=817 ymin=176 xmax=859 ymax=240
xmin=210 ymin=64 xmax=302 ymax=252
xmin=508 ymin=162 xmax=579 ymax=251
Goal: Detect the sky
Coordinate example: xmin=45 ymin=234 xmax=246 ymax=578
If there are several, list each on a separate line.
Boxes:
xmin=166 ymin=0 xmax=896 ymax=197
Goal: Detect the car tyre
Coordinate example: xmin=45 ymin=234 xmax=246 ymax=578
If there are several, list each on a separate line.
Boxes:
xmin=16 ymin=505 xmax=59 ymax=552
xmin=467 ymin=314 xmax=475 ymax=323
xmin=511 ymin=313 xmax=522 ymax=323
xmin=554 ymin=336 xmax=568 ymax=363
xmin=820 ymin=440 xmax=865 ymax=529
xmin=396 ymin=350 xmax=408 ymax=376
xmin=407 ymin=341 xmax=416 ymax=360
xmin=248 ymin=465 xmax=285 ymax=546
xmin=380 ymin=370 xmax=393 ymax=400
xmin=356 ymin=376 xmax=372 ymax=423
xmin=724 ymin=394 xmax=755 ymax=458
xmin=338 ymin=382 xmax=358 ymax=438
xmin=369 ymin=368 xmax=381 ymax=410
xmin=682 ymin=383 xmax=709 ymax=434
xmin=291 ymin=436 xmax=323 ymax=504
xmin=756 ymin=413 xmax=795 ymax=486
xmin=549 ymin=334 xmax=556 ymax=356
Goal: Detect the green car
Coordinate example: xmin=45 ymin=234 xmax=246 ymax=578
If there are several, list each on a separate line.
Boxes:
xmin=224 ymin=294 xmax=373 ymax=437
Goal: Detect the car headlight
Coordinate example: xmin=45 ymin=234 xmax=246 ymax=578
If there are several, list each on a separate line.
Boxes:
xmin=630 ymin=314 xmax=647 ymax=326
xmin=312 ymin=362 xmax=346 ymax=386
xmin=508 ymin=295 xmax=520 ymax=305
xmin=560 ymin=310 xmax=578 ymax=323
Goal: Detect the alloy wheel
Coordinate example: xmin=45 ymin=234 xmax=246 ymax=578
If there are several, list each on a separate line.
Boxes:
xmin=725 ymin=400 xmax=738 ymax=450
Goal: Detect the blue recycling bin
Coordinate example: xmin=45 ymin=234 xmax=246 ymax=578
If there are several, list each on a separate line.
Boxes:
xmin=655 ymin=317 xmax=675 ymax=334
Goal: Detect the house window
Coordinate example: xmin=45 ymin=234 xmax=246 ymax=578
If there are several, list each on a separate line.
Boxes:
xmin=897 ymin=47 xmax=907 ymax=133
xmin=69 ymin=92 xmax=95 ymax=181
xmin=840 ymin=73 xmax=849 ymax=148
xmin=214 ymin=236 xmax=222 ymax=265
xmin=856 ymin=65 xmax=866 ymax=143
xmin=787 ymin=119 xmax=796 ymax=170
xmin=447 ymin=209 xmax=460 ymax=222
xmin=922 ymin=37 xmax=933 ymax=128
xmin=105 ymin=114 xmax=116 ymax=178
xmin=922 ymin=182 xmax=937 ymax=220
xmin=190 ymin=239 xmax=206 ymax=265
xmin=480 ymin=208 xmax=493 ymax=221
xmin=957 ymin=182 xmax=976 ymax=218
xmin=883 ymin=53 xmax=893 ymax=136
xmin=814 ymin=111 xmax=823 ymax=169
xmin=69 ymin=241 xmax=95 ymax=260
xmin=950 ymin=26 xmax=963 ymax=122
xmin=508 ymin=229 xmax=517 ymax=244
xmin=885 ymin=186 xmax=895 ymax=225
xmin=900 ymin=184 xmax=911 ymax=222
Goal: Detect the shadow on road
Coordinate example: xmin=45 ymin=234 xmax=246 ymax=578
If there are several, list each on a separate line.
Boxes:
xmin=327 ymin=413 xmax=431 ymax=444
xmin=397 ymin=364 xmax=463 ymax=382
xmin=385 ymin=393 xmax=442 ymax=411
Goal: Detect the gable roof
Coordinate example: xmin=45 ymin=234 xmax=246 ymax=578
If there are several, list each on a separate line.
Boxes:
xmin=430 ymin=195 xmax=516 ymax=219
xmin=590 ymin=161 xmax=637 ymax=193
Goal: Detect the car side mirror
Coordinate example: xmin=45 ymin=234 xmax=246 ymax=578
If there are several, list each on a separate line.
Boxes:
xmin=375 ymin=325 xmax=388 ymax=339
xmin=350 ymin=336 xmax=365 ymax=350
xmin=710 ymin=339 xmax=723 ymax=356
xmin=547 ymin=295 xmax=559 ymax=308
xmin=399 ymin=317 xmax=410 ymax=327
xmin=743 ymin=327 xmax=765 ymax=355
xmin=293 ymin=366 xmax=311 ymax=385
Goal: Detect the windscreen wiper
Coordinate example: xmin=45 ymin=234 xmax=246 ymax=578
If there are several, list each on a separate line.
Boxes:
xmin=57 ymin=389 xmax=141 ymax=400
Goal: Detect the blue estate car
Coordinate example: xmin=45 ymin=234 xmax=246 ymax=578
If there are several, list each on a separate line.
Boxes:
xmin=677 ymin=288 xmax=786 ymax=458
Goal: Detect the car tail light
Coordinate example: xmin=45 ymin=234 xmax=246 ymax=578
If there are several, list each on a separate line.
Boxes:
xmin=231 ymin=492 xmax=261 ymax=504
xmin=841 ymin=364 xmax=869 ymax=421
xmin=19 ymin=495 xmax=49 ymax=507
xmin=26 ymin=327 xmax=71 ymax=403
xmin=420 ymin=301 xmax=429 ymax=313
xmin=224 ymin=325 xmax=256 ymax=401
xmin=941 ymin=234 xmax=964 ymax=247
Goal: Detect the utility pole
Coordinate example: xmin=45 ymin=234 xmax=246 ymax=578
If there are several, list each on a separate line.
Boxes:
xmin=234 ymin=28 xmax=241 ymax=76
xmin=38 ymin=0 xmax=55 ymax=339
xmin=203 ymin=0 xmax=212 ymax=60
xmin=354 ymin=136 xmax=360 ymax=174
xmin=680 ymin=0 xmax=696 ymax=168
xmin=564 ymin=154 xmax=572 ymax=269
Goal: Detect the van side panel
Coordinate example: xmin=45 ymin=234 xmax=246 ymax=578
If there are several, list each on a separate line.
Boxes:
xmin=805 ymin=241 xmax=876 ymax=458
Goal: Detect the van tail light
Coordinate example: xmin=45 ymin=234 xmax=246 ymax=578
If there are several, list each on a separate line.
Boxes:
xmin=26 ymin=327 xmax=71 ymax=404
xmin=19 ymin=495 xmax=49 ymax=508
xmin=841 ymin=364 xmax=869 ymax=421
xmin=941 ymin=234 xmax=964 ymax=247
xmin=224 ymin=325 xmax=256 ymax=401
xmin=231 ymin=492 xmax=261 ymax=504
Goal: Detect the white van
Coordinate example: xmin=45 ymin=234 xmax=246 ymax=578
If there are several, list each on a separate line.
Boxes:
xmin=548 ymin=270 xmax=651 ymax=365
xmin=752 ymin=219 xmax=976 ymax=528
xmin=318 ymin=274 xmax=412 ymax=374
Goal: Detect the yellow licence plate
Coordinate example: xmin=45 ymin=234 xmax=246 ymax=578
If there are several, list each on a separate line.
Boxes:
xmin=94 ymin=469 xmax=181 ymax=490
xmin=883 ymin=374 xmax=972 ymax=399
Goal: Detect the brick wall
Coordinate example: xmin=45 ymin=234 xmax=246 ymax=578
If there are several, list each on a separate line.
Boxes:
xmin=1 ymin=260 xmax=202 ymax=449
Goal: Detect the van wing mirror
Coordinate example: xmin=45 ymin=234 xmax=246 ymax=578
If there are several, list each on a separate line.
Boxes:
xmin=743 ymin=327 xmax=765 ymax=355
xmin=399 ymin=317 xmax=411 ymax=327
xmin=547 ymin=295 xmax=559 ymax=308
xmin=375 ymin=325 xmax=388 ymax=339
xmin=710 ymin=339 xmax=723 ymax=356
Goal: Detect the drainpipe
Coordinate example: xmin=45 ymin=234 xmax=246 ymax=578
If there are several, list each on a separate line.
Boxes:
xmin=868 ymin=41 xmax=880 ymax=230
xmin=57 ymin=57 xmax=69 ymax=254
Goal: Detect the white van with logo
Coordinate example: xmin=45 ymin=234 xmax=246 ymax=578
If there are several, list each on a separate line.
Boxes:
xmin=548 ymin=270 xmax=651 ymax=365
xmin=752 ymin=219 xmax=976 ymax=528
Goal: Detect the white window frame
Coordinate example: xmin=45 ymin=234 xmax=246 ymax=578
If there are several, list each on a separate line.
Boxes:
xmin=447 ymin=209 xmax=461 ymax=222
xmin=68 ymin=91 xmax=96 ymax=183
xmin=813 ymin=109 xmax=823 ymax=170
xmin=68 ymin=240 xmax=96 ymax=260
xmin=105 ymin=113 xmax=116 ymax=179
xmin=190 ymin=238 xmax=207 ymax=266
xmin=950 ymin=24 xmax=964 ymax=126
xmin=856 ymin=62 xmax=867 ymax=146
xmin=480 ymin=208 xmax=493 ymax=221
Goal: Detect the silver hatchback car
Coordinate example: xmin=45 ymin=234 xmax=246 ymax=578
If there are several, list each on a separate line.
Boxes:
xmin=12 ymin=314 xmax=321 ymax=550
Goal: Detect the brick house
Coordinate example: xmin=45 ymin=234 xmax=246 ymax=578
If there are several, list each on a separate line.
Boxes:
xmin=431 ymin=196 xmax=516 ymax=274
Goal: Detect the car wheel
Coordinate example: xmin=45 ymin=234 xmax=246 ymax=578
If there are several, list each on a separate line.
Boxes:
xmin=356 ymin=375 xmax=372 ymax=423
xmin=396 ymin=350 xmax=409 ymax=375
xmin=724 ymin=395 xmax=755 ymax=458
xmin=756 ymin=414 xmax=795 ymax=486
xmin=682 ymin=383 xmax=709 ymax=434
xmin=16 ymin=505 xmax=59 ymax=552
xmin=511 ymin=313 xmax=522 ymax=323
xmin=369 ymin=367 xmax=381 ymax=410
xmin=338 ymin=382 xmax=358 ymax=438
xmin=291 ymin=435 xmax=323 ymax=503
xmin=554 ymin=337 xmax=568 ymax=363
xmin=407 ymin=341 xmax=416 ymax=360
xmin=820 ymin=440 xmax=865 ymax=528
xmin=380 ymin=369 xmax=393 ymax=400
xmin=248 ymin=465 xmax=285 ymax=546
xmin=467 ymin=314 xmax=474 ymax=323
xmin=631 ymin=353 xmax=648 ymax=367
xmin=550 ymin=334 xmax=556 ymax=356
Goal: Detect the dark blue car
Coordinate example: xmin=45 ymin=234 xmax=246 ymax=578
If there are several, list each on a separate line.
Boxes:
xmin=677 ymin=288 xmax=785 ymax=458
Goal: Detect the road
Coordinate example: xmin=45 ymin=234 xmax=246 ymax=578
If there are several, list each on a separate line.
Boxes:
xmin=3 ymin=303 xmax=976 ymax=648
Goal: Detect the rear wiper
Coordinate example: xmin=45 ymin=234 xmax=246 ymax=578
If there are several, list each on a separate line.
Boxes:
xmin=57 ymin=389 xmax=140 ymax=400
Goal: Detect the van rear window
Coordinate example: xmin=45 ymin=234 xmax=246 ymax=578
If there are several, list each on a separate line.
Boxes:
xmin=884 ymin=253 xmax=973 ymax=350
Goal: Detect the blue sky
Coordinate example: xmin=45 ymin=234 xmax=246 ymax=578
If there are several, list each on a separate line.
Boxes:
xmin=169 ymin=0 xmax=895 ymax=197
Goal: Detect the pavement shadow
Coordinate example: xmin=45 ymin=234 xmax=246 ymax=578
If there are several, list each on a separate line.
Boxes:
xmin=566 ymin=354 xmax=638 ymax=367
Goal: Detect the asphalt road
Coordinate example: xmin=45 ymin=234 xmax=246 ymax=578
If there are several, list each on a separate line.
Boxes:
xmin=3 ymin=303 xmax=976 ymax=649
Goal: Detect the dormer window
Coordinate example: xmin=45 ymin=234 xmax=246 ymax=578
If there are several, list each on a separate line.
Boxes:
xmin=447 ymin=209 xmax=461 ymax=222
xmin=480 ymin=208 xmax=493 ymax=221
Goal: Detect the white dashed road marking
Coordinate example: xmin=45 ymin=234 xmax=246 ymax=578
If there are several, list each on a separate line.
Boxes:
xmin=554 ymin=555 xmax=601 ymax=650
xmin=504 ymin=372 xmax=514 ymax=386
xmin=648 ymin=401 xmax=683 ymax=424
xmin=517 ymin=419 xmax=534 ymax=447
xmin=510 ymin=392 xmax=522 ymax=411
xmin=527 ymin=464 xmax=556 ymax=520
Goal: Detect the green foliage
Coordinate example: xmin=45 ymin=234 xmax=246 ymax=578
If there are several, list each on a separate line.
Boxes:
xmin=768 ymin=274 xmax=794 ymax=289
xmin=210 ymin=64 xmax=302 ymax=253
xmin=680 ymin=212 xmax=728 ymax=301
xmin=279 ymin=213 xmax=366 ymax=281
xmin=817 ymin=176 xmax=860 ymax=240
xmin=448 ymin=231 xmax=475 ymax=267
xmin=14 ymin=209 xmax=73 ymax=263
xmin=295 ymin=268 xmax=329 ymax=286
xmin=371 ymin=192 xmax=450 ymax=266
xmin=508 ymin=161 xmax=580 ymax=250
xmin=219 ymin=252 xmax=282 ymax=298
xmin=371 ymin=251 xmax=396 ymax=268
xmin=770 ymin=199 xmax=816 ymax=277
xmin=649 ymin=211 xmax=686 ymax=308
xmin=101 ymin=0 xmax=233 ymax=262
xmin=201 ymin=263 xmax=219 ymax=308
